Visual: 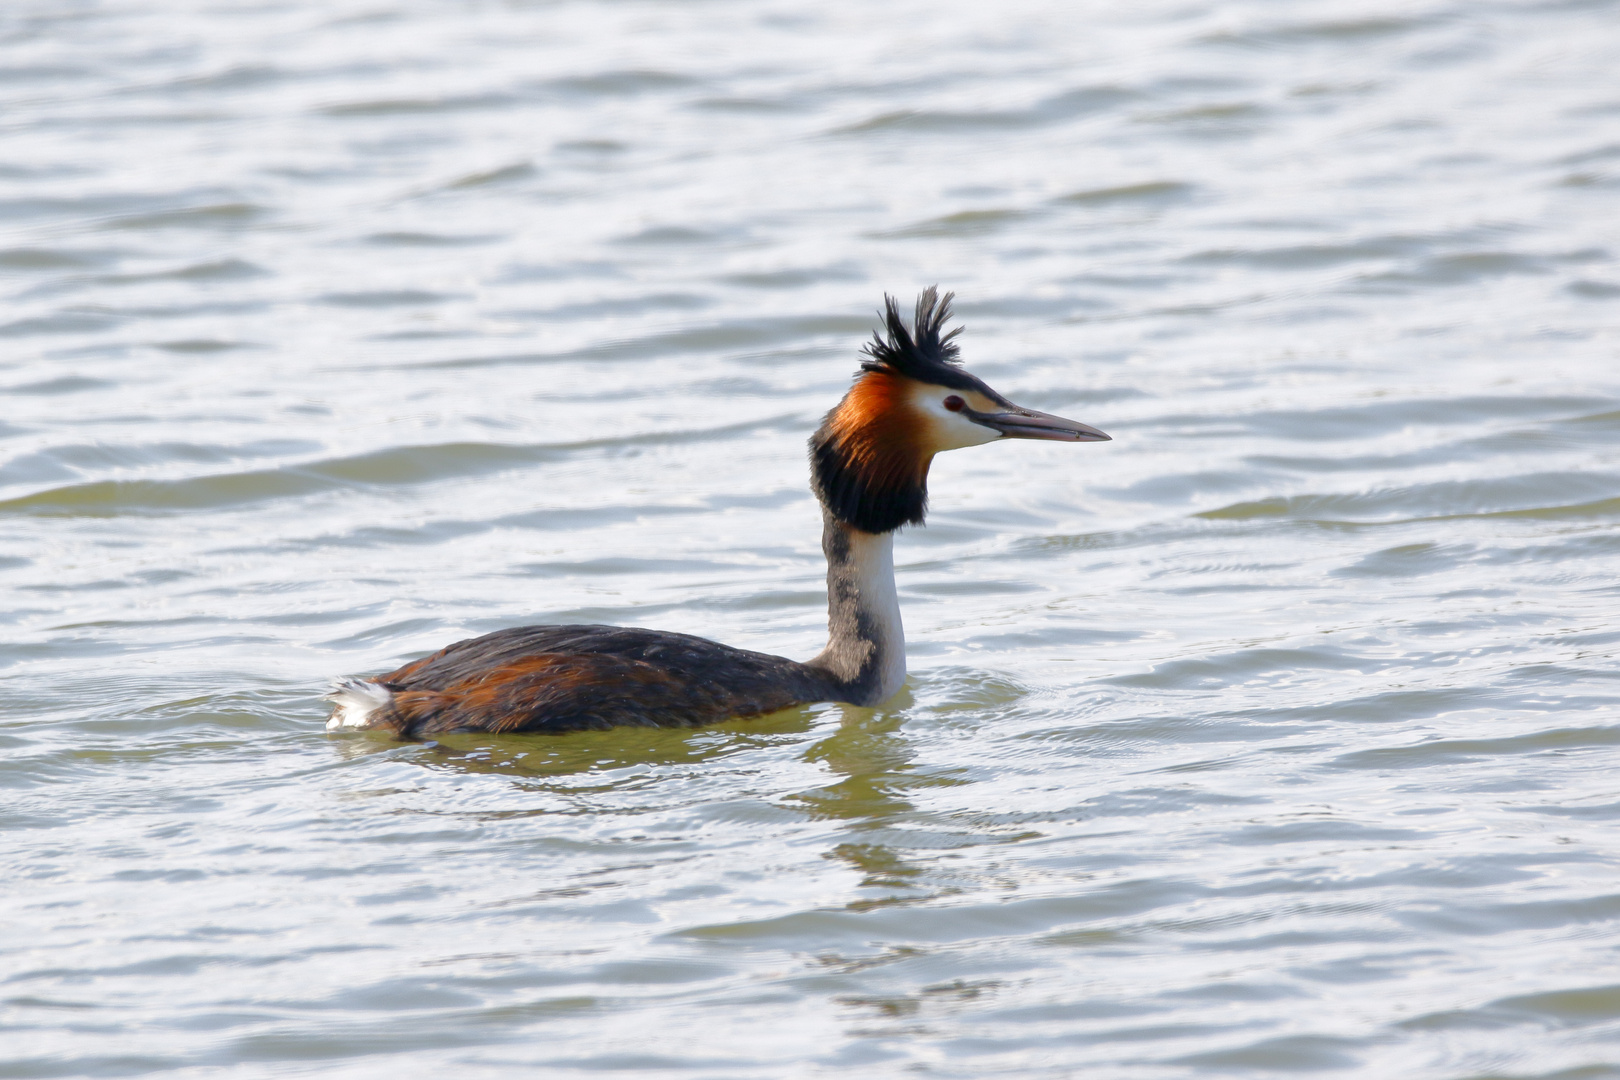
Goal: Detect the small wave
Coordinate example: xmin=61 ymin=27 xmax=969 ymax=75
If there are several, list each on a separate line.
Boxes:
xmin=1182 ymin=235 xmax=1431 ymax=270
xmin=829 ymin=108 xmax=1035 ymax=136
xmin=0 ymin=471 xmax=331 ymax=517
xmin=722 ymin=264 xmax=864 ymax=289
xmin=153 ymin=339 xmax=249 ymax=353
xmin=317 ymin=289 xmax=455 ymax=308
xmin=103 ymin=201 xmax=267 ymax=231
xmin=1401 ymin=982 xmax=1620 ymax=1032
xmin=362 ymin=231 xmax=497 ymax=247
xmin=0 ymin=247 xmax=112 ymax=270
xmin=1054 ymin=180 xmax=1194 ymax=206
xmin=1101 ymin=645 xmax=1374 ymax=691
xmin=612 ymin=224 xmax=740 ymax=247
xmin=877 ymin=209 xmax=1033 ymax=239
xmin=691 ymin=96 xmax=802 ymax=114
xmin=1196 ymin=473 xmax=1620 ymax=525
xmin=1135 ymin=101 xmax=1269 ymax=137
xmin=539 ymin=70 xmax=697 ymax=97
xmin=143 ymin=63 xmax=286 ymax=94
xmin=102 ymin=257 xmax=267 ymax=283
xmin=828 ymin=85 xmax=1136 ymax=136
xmin=0 ymin=310 xmax=121 ymax=337
xmin=438 ymin=161 xmax=536 ymax=191
xmin=420 ymin=314 xmax=871 ymax=369
xmin=1200 ymin=15 xmax=1425 ymax=49
xmin=1355 ymin=251 xmax=1562 ymax=287
xmin=5 ymin=376 xmax=112 ymax=396
xmin=318 ymin=93 xmax=517 ymax=116
xmin=1173 ymin=1036 xmax=1360 ymax=1071
xmin=1222 ymin=393 xmax=1611 ymax=442
xmin=1333 ymin=725 xmax=1620 ymax=770
xmin=1332 ymin=541 xmax=1465 ymax=578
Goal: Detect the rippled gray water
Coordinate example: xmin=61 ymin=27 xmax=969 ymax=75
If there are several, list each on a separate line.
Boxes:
xmin=5 ymin=1 xmax=1620 ymax=1076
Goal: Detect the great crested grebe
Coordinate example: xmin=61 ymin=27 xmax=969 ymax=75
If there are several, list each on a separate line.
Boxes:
xmin=327 ymin=288 xmax=1109 ymax=736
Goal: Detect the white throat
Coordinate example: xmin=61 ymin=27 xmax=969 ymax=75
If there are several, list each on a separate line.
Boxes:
xmin=809 ymin=515 xmax=906 ymax=706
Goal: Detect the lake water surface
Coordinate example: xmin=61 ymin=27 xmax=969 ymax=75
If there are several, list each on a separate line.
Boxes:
xmin=5 ymin=1 xmax=1620 ymax=1076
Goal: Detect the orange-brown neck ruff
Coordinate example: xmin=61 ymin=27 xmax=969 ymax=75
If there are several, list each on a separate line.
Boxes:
xmin=810 ymin=370 xmax=932 ymax=534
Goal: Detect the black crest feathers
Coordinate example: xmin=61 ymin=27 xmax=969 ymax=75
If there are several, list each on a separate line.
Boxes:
xmin=809 ymin=287 xmax=975 ymax=534
xmin=858 ymin=286 xmax=977 ymax=390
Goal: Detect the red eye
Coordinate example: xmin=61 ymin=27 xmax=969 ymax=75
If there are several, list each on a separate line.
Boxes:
xmin=943 ymin=395 xmax=965 ymax=412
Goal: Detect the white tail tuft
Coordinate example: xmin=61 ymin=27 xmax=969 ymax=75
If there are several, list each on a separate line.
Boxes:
xmin=324 ymin=677 xmax=393 ymax=730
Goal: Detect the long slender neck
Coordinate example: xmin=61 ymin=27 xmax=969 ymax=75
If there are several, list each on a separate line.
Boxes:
xmin=806 ymin=510 xmax=906 ymax=706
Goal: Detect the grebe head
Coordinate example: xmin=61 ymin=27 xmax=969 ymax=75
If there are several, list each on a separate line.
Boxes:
xmin=810 ymin=287 xmax=1111 ymax=534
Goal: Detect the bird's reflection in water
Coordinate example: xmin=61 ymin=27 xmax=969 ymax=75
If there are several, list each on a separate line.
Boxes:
xmin=793 ymin=700 xmax=924 ymax=825
xmin=389 ymin=704 xmax=829 ymax=780
xmin=791 ymin=696 xmax=971 ymax=910
xmin=335 ymin=694 xmax=967 ymax=907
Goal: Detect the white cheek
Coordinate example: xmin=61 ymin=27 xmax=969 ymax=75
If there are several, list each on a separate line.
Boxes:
xmin=918 ymin=397 xmax=1000 ymax=450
